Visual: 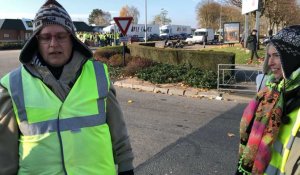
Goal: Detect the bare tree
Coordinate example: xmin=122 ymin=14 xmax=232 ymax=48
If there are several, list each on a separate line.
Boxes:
xmin=224 ymin=0 xmax=300 ymax=34
xmin=196 ymin=0 xmax=243 ymax=31
xmin=151 ymin=15 xmax=162 ymax=25
xmin=264 ymin=0 xmax=299 ymax=31
xmin=221 ymin=5 xmax=244 ymax=24
xmin=88 ymin=9 xmax=111 ymax=26
xmin=287 ymin=5 xmax=300 ymax=26
xmin=119 ymin=5 xmax=140 ymax=24
xmin=196 ymin=1 xmax=221 ymax=30
xmin=151 ymin=9 xmax=172 ymax=26
xmin=225 ymin=0 xmax=242 ymax=8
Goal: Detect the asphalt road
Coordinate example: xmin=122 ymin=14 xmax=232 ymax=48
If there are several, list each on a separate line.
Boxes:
xmin=119 ymin=88 xmax=246 ymax=175
xmin=0 ymin=50 xmax=21 ymax=76
xmin=0 ymin=50 xmax=248 ymax=175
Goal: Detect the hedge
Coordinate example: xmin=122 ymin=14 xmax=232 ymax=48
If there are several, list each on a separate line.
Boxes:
xmin=127 ymin=44 xmax=235 ymax=72
xmin=0 ymin=42 xmax=24 ymax=50
xmin=93 ymin=46 xmax=127 ymax=59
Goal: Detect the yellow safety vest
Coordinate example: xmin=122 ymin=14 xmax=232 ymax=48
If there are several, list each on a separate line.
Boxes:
xmin=0 ymin=60 xmax=116 ymax=175
xmin=264 ymin=109 xmax=300 ymax=175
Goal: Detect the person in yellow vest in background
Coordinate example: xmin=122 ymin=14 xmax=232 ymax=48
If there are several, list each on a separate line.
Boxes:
xmin=0 ymin=0 xmax=134 ymax=175
xmin=116 ymin=32 xmax=120 ymax=45
xmin=235 ymin=25 xmax=300 ymax=175
xmin=99 ymin=33 xmax=105 ymax=47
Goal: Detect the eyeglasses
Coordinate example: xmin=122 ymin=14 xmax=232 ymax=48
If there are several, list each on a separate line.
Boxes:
xmin=36 ymin=32 xmax=71 ymax=44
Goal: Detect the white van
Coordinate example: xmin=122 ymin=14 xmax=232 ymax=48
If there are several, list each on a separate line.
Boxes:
xmin=186 ymin=28 xmax=214 ymax=44
xmin=160 ymin=25 xmax=192 ymax=39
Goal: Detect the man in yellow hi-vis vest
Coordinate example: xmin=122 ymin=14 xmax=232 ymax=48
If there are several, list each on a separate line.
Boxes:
xmin=0 ymin=1 xmax=134 ymax=175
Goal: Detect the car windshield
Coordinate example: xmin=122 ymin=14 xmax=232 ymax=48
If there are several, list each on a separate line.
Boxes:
xmin=194 ymin=32 xmax=206 ymax=36
xmin=161 ymin=29 xmax=169 ymax=34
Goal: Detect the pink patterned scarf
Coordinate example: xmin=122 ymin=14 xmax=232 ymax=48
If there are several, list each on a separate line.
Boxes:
xmin=236 ymin=86 xmax=283 ymax=174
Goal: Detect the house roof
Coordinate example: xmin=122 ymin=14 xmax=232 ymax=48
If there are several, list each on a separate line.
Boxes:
xmin=73 ymin=21 xmax=93 ymax=32
xmin=0 ymin=19 xmax=97 ymax=32
xmin=92 ymin=25 xmax=106 ymax=32
xmin=0 ymin=19 xmax=26 ymax=30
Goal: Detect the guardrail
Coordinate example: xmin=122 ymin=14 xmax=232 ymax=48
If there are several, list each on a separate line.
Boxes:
xmin=217 ymin=64 xmax=263 ymax=93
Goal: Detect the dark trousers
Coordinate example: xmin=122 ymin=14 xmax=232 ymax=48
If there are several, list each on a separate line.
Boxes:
xmin=250 ymin=50 xmax=259 ymax=60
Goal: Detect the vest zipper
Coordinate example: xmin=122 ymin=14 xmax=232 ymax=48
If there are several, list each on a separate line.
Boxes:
xmin=57 ymin=104 xmax=68 ymax=175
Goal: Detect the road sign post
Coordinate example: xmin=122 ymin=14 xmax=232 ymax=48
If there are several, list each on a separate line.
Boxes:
xmin=113 ymin=17 xmax=133 ymax=66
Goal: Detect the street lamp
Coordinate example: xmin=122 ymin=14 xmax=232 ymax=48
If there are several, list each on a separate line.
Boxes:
xmin=161 ymin=8 xmax=167 ymax=25
xmin=145 ymin=0 xmax=147 ymax=43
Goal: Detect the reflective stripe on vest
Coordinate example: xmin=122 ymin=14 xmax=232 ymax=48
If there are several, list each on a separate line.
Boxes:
xmin=8 ymin=61 xmax=108 ymax=136
xmin=265 ymin=164 xmax=281 ymax=175
xmin=265 ymin=109 xmax=300 ymax=175
xmin=273 ymin=140 xmax=283 ymax=156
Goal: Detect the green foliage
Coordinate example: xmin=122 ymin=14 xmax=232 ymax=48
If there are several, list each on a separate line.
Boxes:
xmin=184 ymin=68 xmax=217 ymax=88
xmin=136 ymin=63 xmax=185 ymax=83
xmin=107 ymin=66 xmax=123 ymax=80
xmin=136 ymin=63 xmax=217 ymax=88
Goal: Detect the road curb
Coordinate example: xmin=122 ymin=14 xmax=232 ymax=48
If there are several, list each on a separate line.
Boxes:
xmin=113 ymin=78 xmax=252 ymax=102
xmin=133 ymin=84 xmax=155 ymax=92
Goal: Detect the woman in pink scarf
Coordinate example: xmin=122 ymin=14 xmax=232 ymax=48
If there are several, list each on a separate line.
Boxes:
xmin=236 ymin=25 xmax=300 ymax=175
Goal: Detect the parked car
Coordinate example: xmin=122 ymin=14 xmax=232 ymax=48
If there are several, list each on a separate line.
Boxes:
xmin=178 ymin=33 xmax=189 ymax=40
xmin=128 ymin=35 xmax=140 ymax=43
xmin=160 ymin=35 xmax=168 ymax=40
xmin=170 ymin=34 xmax=179 ymax=40
xmin=147 ymin=34 xmax=161 ymax=41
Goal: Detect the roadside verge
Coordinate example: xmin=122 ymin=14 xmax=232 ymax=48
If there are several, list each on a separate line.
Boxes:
xmin=113 ymin=77 xmax=253 ymax=103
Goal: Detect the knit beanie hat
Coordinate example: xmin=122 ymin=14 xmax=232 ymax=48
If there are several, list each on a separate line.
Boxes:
xmin=263 ymin=25 xmax=300 ymax=79
xmin=19 ymin=0 xmax=92 ymax=63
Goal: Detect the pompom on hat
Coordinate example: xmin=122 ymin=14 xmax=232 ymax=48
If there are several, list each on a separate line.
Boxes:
xmin=19 ymin=0 xmax=92 ymax=63
xmin=263 ymin=25 xmax=300 ymax=79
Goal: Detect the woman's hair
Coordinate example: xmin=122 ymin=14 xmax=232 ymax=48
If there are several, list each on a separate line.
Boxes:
xmin=262 ymin=43 xmax=275 ymax=75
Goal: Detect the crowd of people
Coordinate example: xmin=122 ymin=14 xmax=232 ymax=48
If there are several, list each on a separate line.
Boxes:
xmin=76 ymin=31 xmax=121 ymax=47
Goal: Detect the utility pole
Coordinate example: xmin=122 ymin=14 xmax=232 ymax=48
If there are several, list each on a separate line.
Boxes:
xmin=144 ymin=0 xmax=147 ymax=43
xmin=161 ymin=8 xmax=167 ymax=25
xmin=244 ymin=13 xmax=249 ymax=48
xmin=219 ymin=4 xmax=222 ymax=30
xmin=255 ymin=0 xmax=262 ymax=50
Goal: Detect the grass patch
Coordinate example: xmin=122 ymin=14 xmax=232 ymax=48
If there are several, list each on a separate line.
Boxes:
xmin=207 ymin=45 xmax=265 ymax=64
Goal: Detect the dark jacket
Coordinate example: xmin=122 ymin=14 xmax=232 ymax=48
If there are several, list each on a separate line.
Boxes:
xmin=246 ymin=34 xmax=258 ymax=51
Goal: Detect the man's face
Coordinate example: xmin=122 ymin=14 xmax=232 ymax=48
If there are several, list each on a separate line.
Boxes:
xmin=267 ymin=44 xmax=283 ymax=80
xmin=37 ymin=24 xmax=73 ymax=67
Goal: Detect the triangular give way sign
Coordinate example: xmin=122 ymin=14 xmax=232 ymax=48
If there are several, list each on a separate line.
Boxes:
xmin=113 ymin=17 xmax=133 ymax=36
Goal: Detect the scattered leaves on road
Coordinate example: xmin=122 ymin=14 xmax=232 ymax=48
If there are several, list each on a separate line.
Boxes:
xmin=227 ymin=132 xmax=235 ymax=138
